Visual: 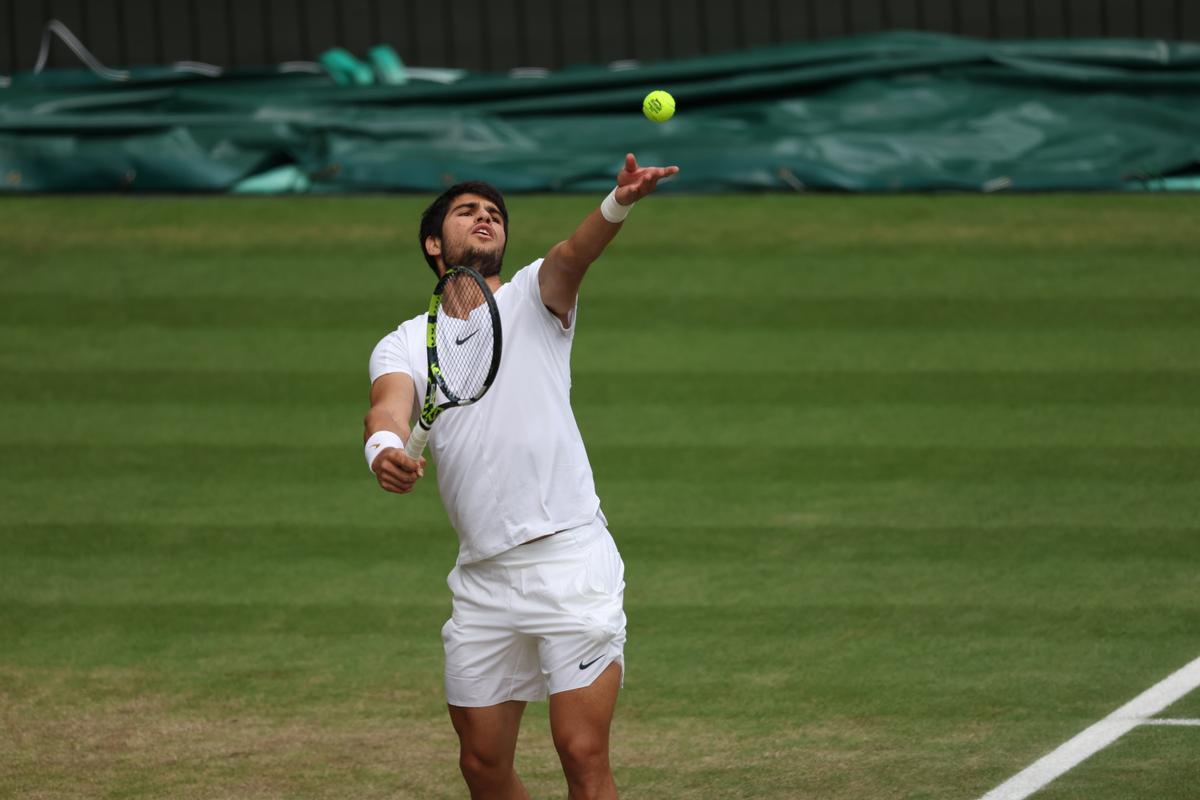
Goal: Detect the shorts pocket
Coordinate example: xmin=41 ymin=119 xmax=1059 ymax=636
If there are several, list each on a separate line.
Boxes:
xmin=441 ymin=617 xmax=458 ymax=646
xmin=584 ymin=534 xmax=625 ymax=597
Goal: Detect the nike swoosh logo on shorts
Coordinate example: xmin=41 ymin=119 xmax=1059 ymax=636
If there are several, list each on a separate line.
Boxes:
xmin=579 ymin=655 xmax=605 ymax=670
xmin=455 ymin=330 xmax=480 ymax=345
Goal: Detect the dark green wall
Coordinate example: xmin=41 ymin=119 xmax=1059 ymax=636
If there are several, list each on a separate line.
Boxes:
xmin=3 ymin=0 xmax=1199 ymax=75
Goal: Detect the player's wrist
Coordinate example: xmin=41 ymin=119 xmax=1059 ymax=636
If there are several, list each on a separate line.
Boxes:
xmin=600 ymin=188 xmax=631 ymax=224
xmin=365 ymin=430 xmax=404 ymax=472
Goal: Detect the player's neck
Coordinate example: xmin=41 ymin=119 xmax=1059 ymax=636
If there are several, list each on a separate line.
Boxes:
xmin=437 ymin=265 xmax=503 ymax=292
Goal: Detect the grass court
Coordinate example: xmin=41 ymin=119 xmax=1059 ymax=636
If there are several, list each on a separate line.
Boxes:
xmin=2 ymin=194 xmax=1199 ymax=798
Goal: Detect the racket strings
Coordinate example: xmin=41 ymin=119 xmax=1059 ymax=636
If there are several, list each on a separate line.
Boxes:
xmin=435 ymin=273 xmax=497 ymax=402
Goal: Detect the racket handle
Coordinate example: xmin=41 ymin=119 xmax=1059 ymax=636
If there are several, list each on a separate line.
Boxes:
xmin=404 ymin=423 xmax=430 ymax=460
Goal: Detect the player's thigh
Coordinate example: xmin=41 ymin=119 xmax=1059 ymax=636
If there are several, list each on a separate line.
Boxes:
xmin=547 ymin=661 xmax=621 ymax=756
xmin=448 ymin=700 xmax=527 ymax=764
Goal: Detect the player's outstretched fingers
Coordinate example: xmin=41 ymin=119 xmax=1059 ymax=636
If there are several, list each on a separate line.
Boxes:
xmin=616 ymin=161 xmax=681 ymax=203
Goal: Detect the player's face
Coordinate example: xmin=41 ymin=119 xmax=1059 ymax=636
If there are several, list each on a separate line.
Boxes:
xmin=438 ymin=193 xmax=507 ymax=278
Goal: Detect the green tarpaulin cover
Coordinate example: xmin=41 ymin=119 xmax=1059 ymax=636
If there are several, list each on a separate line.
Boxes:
xmin=2 ymin=31 xmax=1199 ymax=193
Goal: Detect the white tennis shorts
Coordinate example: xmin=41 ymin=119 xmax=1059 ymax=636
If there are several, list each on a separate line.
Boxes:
xmin=442 ymin=514 xmax=627 ymax=708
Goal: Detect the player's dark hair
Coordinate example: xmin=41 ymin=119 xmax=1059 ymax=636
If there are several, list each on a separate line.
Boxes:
xmin=419 ymin=181 xmax=509 ymax=276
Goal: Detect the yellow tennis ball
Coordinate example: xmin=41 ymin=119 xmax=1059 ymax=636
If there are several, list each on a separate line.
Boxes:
xmin=642 ymin=90 xmax=675 ymax=123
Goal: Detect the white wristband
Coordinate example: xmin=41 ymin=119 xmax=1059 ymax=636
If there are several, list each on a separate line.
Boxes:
xmin=365 ymin=430 xmax=404 ymax=473
xmin=599 ymin=188 xmax=631 ymax=224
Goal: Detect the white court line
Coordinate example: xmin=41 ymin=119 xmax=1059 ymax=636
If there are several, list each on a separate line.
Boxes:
xmin=1139 ymin=718 xmax=1200 ymax=727
xmin=978 ymin=655 xmax=1200 ymax=800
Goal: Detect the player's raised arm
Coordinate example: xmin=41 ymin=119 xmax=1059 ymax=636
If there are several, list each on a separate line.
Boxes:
xmin=539 ymin=153 xmax=680 ymax=324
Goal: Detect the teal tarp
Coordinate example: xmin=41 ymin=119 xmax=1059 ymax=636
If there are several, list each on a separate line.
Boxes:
xmin=2 ymin=31 xmax=1200 ymax=193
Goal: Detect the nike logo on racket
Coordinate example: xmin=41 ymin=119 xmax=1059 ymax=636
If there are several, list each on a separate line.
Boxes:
xmin=579 ymin=655 xmax=605 ymax=670
xmin=455 ymin=330 xmax=480 ymax=345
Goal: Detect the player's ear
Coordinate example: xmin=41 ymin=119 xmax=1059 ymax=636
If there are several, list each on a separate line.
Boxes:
xmin=424 ymin=234 xmax=442 ymax=259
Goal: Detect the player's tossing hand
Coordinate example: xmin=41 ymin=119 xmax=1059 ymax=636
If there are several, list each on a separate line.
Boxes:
xmin=614 ymin=153 xmax=680 ymax=205
xmin=372 ymin=447 xmax=426 ymax=494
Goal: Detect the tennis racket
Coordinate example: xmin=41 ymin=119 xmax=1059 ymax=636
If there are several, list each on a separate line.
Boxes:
xmin=404 ymin=266 xmax=502 ymax=460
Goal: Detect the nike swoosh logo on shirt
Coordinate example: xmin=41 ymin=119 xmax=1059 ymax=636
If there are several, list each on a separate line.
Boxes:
xmin=455 ymin=330 xmax=480 ymax=345
xmin=579 ymin=655 xmax=605 ymax=670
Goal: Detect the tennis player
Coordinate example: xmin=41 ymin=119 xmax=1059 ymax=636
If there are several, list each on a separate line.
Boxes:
xmin=363 ymin=154 xmax=679 ymax=800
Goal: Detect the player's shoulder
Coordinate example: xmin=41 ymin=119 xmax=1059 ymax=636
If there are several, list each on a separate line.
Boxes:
xmin=510 ymin=258 xmax=544 ymax=282
xmin=399 ymin=308 xmax=427 ymax=333
xmin=505 ymin=258 xmax=545 ymax=301
xmin=369 ymin=310 xmax=425 ymax=377
xmin=381 ymin=309 xmax=427 ymax=341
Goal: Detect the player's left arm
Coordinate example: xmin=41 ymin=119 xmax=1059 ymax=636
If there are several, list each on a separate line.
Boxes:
xmin=539 ymin=153 xmax=680 ymax=325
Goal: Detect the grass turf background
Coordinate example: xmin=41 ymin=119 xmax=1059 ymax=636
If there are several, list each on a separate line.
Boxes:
xmin=2 ymin=194 xmax=1199 ymax=799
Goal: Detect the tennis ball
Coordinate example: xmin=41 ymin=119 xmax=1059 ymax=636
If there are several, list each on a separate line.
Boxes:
xmin=642 ymin=90 xmax=675 ymax=123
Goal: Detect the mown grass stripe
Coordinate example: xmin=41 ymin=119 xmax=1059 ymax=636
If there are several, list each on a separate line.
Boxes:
xmin=2 ymin=368 xmax=1199 ymax=405
xmin=6 ymin=293 xmax=1200 ymax=330
xmin=3 ymin=602 xmax=1196 ymax=639
xmin=7 ymin=401 xmax=1200 ymax=450
xmin=3 ymin=443 xmax=1200 ymax=482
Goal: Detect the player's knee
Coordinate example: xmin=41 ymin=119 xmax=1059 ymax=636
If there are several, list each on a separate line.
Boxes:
xmin=459 ymin=747 xmax=501 ymax=785
xmin=460 ymin=741 xmax=517 ymax=787
xmin=554 ymin=733 xmax=610 ymax=783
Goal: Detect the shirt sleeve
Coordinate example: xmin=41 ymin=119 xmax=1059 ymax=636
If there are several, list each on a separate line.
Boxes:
xmin=368 ymin=325 xmax=413 ymax=384
xmin=512 ymin=258 xmax=577 ymax=337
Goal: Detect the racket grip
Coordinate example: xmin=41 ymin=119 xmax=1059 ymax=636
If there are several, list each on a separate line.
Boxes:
xmin=404 ymin=424 xmax=430 ymax=460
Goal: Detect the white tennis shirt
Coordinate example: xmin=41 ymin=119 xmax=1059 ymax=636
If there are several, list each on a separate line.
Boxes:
xmin=369 ymin=259 xmax=602 ymax=564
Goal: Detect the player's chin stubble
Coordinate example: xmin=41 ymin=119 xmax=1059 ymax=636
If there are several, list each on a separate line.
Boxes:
xmin=446 ymin=243 xmax=504 ymax=278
